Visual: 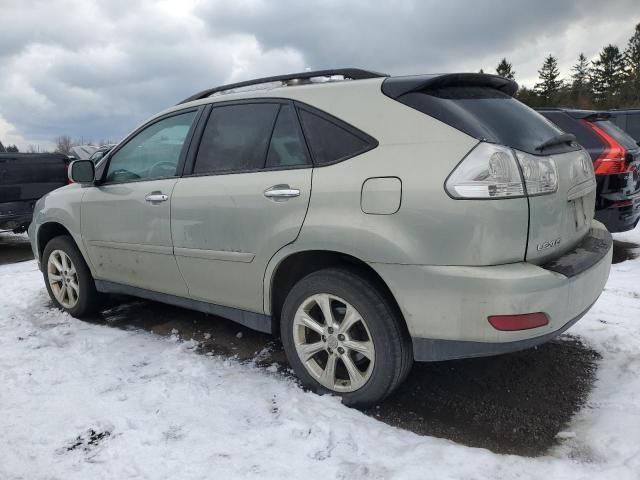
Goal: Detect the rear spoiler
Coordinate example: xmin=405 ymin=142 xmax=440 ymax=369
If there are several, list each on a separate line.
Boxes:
xmin=538 ymin=109 xmax=612 ymax=121
xmin=574 ymin=111 xmax=611 ymax=122
xmin=381 ymin=73 xmax=518 ymax=99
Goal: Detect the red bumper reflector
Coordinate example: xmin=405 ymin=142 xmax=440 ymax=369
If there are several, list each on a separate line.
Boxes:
xmin=488 ymin=312 xmax=549 ymax=331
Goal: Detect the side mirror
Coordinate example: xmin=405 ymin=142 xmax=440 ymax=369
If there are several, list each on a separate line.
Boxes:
xmin=68 ymin=159 xmax=95 ymax=184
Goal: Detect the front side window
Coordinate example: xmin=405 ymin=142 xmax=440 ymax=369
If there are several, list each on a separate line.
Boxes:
xmin=105 ymin=111 xmax=196 ymax=183
xmin=194 ymin=103 xmax=279 ymax=174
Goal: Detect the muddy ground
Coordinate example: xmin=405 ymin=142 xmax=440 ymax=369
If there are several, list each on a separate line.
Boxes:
xmin=2 ymin=231 xmax=638 ymax=456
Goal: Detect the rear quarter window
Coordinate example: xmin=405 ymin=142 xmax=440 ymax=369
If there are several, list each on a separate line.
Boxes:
xmin=297 ymin=108 xmax=376 ymax=166
xmin=398 ymin=86 xmax=571 ymax=155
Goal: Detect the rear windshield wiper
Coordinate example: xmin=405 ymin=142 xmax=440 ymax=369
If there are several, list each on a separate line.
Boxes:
xmin=535 ymin=133 xmax=577 ymax=152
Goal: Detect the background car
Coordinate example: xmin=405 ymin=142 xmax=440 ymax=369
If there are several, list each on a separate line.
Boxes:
xmin=68 ymin=145 xmax=98 ymax=160
xmin=89 ymin=144 xmax=116 ymax=163
xmin=538 ymin=109 xmax=640 ymax=233
xmin=609 ymin=109 xmax=640 ymax=143
xmin=0 ymin=152 xmax=69 ymax=233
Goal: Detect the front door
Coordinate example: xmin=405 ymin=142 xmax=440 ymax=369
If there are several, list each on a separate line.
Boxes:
xmin=171 ymin=101 xmax=312 ymax=313
xmin=82 ymin=109 xmax=199 ymax=295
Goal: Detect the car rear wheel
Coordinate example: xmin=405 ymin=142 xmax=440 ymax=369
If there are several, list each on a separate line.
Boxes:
xmin=43 ymin=235 xmax=102 ymax=317
xmin=281 ymin=268 xmax=412 ymax=407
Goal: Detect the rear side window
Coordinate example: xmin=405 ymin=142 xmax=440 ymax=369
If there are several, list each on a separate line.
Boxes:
xmin=194 ymin=103 xmax=279 ymax=174
xmin=627 ymin=113 xmax=640 ymax=141
xmin=298 ymin=109 xmax=375 ymax=165
xmin=399 ymin=86 xmax=570 ymax=155
xmin=265 ymin=105 xmax=310 ymax=168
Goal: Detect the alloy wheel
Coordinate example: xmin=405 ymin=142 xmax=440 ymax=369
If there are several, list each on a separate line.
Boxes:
xmin=293 ymin=293 xmax=375 ymax=393
xmin=47 ymin=249 xmax=80 ymax=309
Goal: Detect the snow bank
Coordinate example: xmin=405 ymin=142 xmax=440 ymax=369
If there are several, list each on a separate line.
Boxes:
xmin=1 ymin=230 xmax=639 ymax=479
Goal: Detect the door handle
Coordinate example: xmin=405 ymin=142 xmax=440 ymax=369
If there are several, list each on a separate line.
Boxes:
xmin=264 ymin=185 xmax=301 ymax=200
xmin=145 ymin=192 xmax=168 ymax=203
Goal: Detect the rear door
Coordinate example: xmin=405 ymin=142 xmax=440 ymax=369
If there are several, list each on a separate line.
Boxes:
xmin=171 ymin=100 xmax=312 ymax=313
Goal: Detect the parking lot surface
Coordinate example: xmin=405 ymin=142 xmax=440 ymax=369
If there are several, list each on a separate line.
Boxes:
xmin=3 ymin=231 xmax=635 ymax=456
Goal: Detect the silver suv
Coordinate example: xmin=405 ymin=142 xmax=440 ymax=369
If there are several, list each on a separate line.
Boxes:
xmin=29 ymin=69 xmax=613 ymax=406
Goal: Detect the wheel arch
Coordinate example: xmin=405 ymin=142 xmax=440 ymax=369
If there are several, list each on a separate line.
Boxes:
xmin=266 ymin=248 xmax=407 ymax=336
xmin=36 ymin=222 xmax=93 ymax=273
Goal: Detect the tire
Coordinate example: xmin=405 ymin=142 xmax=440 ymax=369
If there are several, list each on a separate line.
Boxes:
xmin=42 ymin=235 xmax=102 ymax=317
xmin=281 ymin=268 xmax=412 ymax=407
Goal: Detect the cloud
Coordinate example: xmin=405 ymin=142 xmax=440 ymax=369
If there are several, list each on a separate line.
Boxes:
xmin=0 ymin=0 xmax=639 ymax=150
xmin=0 ymin=0 xmax=306 ymax=149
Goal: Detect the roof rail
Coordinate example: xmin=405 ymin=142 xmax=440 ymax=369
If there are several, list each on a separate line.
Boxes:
xmin=177 ymin=68 xmax=388 ymax=105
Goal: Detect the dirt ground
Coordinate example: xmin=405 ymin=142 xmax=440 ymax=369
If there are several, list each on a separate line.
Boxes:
xmin=2 ymin=231 xmax=638 ymax=456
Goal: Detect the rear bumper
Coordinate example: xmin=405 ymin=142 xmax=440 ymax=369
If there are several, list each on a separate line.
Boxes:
xmin=371 ymin=221 xmax=612 ymax=361
xmin=595 ymin=172 xmax=640 ymax=233
xmin=0 ymin=201 xmax=34 ymax=231
xmin=595 ymin=196 xmax=640 ymax=233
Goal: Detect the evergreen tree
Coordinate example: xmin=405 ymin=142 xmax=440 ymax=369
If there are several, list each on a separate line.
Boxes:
xmin=622 ymin=22 xmax=640 ymax=104
xmin=496 ymin=58 xmax=515 ymax=80
xmin=571 ymin=53 xmax=591 ymax=89
xmin=6 ymin=145 xmax=19 ymax=152
xmin=591 ymin=44 xmax=626 ymax=107
xmin=570 ymin=53 xmax=593 ymax=108
xmin=478 ymin=68 xmax=485 ymax=74
xmin=0 ymin=140 xmax=5 ymax=153
xmin=515 ymin=86 xmax=542 ymax=108
xmin=534 ymin=55 xmax=563 ymax=103
xmin=624 ymin=23 xmax=640 ymax=80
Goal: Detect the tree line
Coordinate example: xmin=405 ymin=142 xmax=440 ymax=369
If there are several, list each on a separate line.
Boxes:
xmin=493 ymin=22 xmax=640 ymax=109
xmin=0 ymin=136 xmax=113 ymax=154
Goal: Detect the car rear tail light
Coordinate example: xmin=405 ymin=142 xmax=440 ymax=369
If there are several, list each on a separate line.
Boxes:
xmin=445 ymin=142 xmax=557 ymax=199
xmin=609 ymin=199 xmax=634 ymax=208
xmin=488 ymin=312 xmax=549 ymax=331
xmin=581 ymin=120 xmax=628 ymax=175
xmin=514 ymin=150 xmax=558 ymax=196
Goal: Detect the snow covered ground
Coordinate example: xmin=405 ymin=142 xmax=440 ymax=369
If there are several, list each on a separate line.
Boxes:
xmin=1 ymin=232 xmax=639 ymax=480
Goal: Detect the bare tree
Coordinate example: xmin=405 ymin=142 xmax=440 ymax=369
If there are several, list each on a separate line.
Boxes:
xmin=54 ymin=135 xmax=73 ymax=155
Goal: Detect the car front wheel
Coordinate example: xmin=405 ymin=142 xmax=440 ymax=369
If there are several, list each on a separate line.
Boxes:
xmin=42 ymin=235 xmax=102 ymax=317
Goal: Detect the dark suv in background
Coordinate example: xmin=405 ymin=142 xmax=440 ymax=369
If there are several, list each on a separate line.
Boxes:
xmin=609 ymin=109 xmax=640 ymax=143
xmin=538 ymin=109 xmax=640 ymax=232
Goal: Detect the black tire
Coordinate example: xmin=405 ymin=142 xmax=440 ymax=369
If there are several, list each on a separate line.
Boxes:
xmin=42 ymin=235 xmax=102 ymax=317
xmin=281 ymin=268 xmax=412 ymax=407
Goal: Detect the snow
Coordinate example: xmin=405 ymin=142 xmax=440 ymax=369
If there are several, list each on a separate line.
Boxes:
xmin=1 ymin=231 xmax=640 ymax=479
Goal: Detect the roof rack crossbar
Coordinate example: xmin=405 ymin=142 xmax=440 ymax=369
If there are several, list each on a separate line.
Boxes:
xmin=177 ymin=68 xmax=388 ymax=105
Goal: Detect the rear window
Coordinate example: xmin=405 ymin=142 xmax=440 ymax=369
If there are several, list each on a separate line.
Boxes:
xmin=398 ymin=86 xmax=572 ymax=155
xmin=539 ymin=111 xmax=605 ymax=161
xmin=593 ymin=120 xmax=639 ymax=151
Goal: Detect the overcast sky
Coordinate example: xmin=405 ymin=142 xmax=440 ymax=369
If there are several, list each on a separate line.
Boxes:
xmin=1 ymin=0 xmax=639 ymax=151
